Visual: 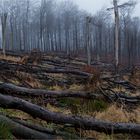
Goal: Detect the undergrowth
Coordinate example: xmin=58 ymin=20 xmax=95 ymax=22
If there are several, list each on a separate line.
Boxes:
xmin=0 ymin=122 xmax=14 ymax=139
xmin=58 ymin=98 xmax=108 ymax=115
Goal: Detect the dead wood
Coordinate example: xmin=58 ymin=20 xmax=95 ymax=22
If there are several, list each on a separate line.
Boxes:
xmin=0 ymin=83 xmax=101 ymax=99
xmin=0 ymin=83 xmax=139 ymax=105
xmin=0 ymin=115 xmax=56 ymax=139
xmin=0 ymin=93 xmax=140 ymax=135
xmin=100 ymin=87 xmax=140 ymax=104
xmin=106 ymin=79 xmax=137 ymax=90
xmin=11 ymin=117 xmax=80 ymax=139
xmin=0 ymin=60 xmax=91 ymax=77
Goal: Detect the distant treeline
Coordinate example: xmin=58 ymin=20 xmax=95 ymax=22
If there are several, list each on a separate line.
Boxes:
xmin=0 ymin=0 xmax=140 ymax=66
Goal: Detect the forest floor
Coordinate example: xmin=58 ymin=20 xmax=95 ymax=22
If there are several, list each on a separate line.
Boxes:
xmin=0 ymin=51 xmax=140 ymax=139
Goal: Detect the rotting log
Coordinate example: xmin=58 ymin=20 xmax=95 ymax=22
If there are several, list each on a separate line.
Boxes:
xmin=100 ymin=87 xmax=140 ymax=104
xmin=0 ymin=93 xmax=140 ymax=135
xmin=0 ymin=115 xmax=56 ymax=139
xmin=0 ymin=83 xmax=102 ymax=99
xmin=105 ymin=79 xmax=137 ymax=90
xmin=0 ymin=83 xmax=139 ymax=105
xmin=11 ymin=117 xmax=80 ymax=139
xmin=0 ymin=60 xmax=91 ymax=77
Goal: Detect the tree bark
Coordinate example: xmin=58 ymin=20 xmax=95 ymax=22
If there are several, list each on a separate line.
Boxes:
xmin=113 ymin=0 xmax=119 ymax=73
xmin=0 ymin=115 xmax=55 ymax=139
xmin=0 ymin=83 xmax=139 ymax=104
xmin=0 ymin=93 xmax=140 ymax=135
xmin=0 ymin=60 xmax=91 ymax=77
xmin=11 ymin=117 xmax=80 ymax=139
xmin=0 ymin=83 xmax=101 ymax=99
xmin=86 ymin=17 xmax=91 ymax=66
xmin=1 ymin=13 xmax=8 ymax=57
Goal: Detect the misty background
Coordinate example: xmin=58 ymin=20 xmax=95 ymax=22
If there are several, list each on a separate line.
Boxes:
xmin=0 ymin=0 xmax=140 ymax=68
xmin=71 ymin=0 xmax=140 ymax=17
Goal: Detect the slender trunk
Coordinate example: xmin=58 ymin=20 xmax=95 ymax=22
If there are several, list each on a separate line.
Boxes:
xmin=113 ymin=0 xmax=119 ymax=73
xmin=1 ymin=13 xmax=8 ymax=57
xmin=86 ymin=17 xmax=91 ymax=66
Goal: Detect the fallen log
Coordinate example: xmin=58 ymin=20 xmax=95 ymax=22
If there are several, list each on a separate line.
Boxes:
xmin=11 ymin=117 xmax=80 ymax=139
xmin=0 ymin=49 xmax=24 ymax=57
xmin=0 ymin=60 xmax=125 ymax=81
xmin=106 ymin=79 xmax=137 ymax=90
xmin=42 ymin=60 xmax=80 ymax=70
xmin=100 ymin=88 xmax=140 ymax=104
xmin=0 ymin=93 xmax=140 ymax=135
xmin=0 ymin=115 xmax=55 ymax=139
xmin=0 ymin=83 xmax=101 ymax=99
xmin=44 ymin=68 xmax=90 ymax=77
xmin=0 ymin=83 xmax=140 ymax=104
xmin=0 ymin=60 xmax=91 ymax=77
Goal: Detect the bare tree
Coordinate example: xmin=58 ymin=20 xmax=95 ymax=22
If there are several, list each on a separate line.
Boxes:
xmin=0 ymin=0 xmax=9 ymax=56
xmin=86 ymin=16 xmax=92 ymax=66
xmin=107 ymin=0 xmax=137 ymax=72
xmin=113 ymin=0 xmax=119 ymax=72
xmin=0 ymin=0 xmax=139 ymax=68
xmin=1 ymin=12 xmax=7 ymax=56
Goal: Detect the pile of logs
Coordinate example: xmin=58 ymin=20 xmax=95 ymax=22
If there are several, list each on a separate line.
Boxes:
xmin=0 ymin=83 xmax=139 ymax=104
xmin=0 ymin=82 xmax=139 ymax=139
xmin=0 ymin=59 xmax=92 ymax=87
xmin=0 ymin=52 xmax=140 ymax=139
xmin=0 ymin=92 xmax=140 ymax=138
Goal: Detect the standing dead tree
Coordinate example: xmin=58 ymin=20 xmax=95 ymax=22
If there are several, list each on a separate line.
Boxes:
xmin=113 ymin=0 xmax=119 ymax=73
xmin=107 ymin=0 xmax=137 ymax=73
xmin=86 ymin=16 xmax=92 ymax=66
xmin=1 ymin=12 xmax=8 ymax=57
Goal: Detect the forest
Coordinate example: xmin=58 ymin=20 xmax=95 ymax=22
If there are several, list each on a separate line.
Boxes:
xmin=0 ymin=0 xmax=140 ymax=139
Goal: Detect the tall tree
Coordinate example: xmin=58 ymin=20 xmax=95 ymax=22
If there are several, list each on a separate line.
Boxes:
xmin=1 ymin=12 xmax=7 ymax=56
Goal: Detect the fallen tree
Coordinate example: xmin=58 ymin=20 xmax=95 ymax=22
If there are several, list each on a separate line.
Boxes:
xmin=100 ymin=87 xmax=140 ymax=104
xmin=105 ymin=79 xmax=137 ymax=90
xmin=0 ymin=83 xmax=139 ymax=105
xmin=10 ymin=117 xmax=80 ymax=139
xmin=0 ymin=115 xmax=55 ymax=139
xmin=0 ymin=93 xmax=140 ymax=135
xmin=0 ymin=83 xmax=102 ymax=99
xmin=0 ymin=60 xmax=90 ymax=77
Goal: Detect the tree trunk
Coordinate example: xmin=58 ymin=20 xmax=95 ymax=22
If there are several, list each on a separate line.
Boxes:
xmin=0 ymin=93 xmax=140 ymax=135
xmin=0 ymin=115 xmax=55 ymax=139
xmin=86 ymin=17 xmax=91 ymax=66
xmin=113 ymin=0 xmax=119 ymax=73
xmin=1 ymin=13 xmax=8 ymax=57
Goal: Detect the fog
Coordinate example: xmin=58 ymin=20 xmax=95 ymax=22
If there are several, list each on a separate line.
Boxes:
xmin=71 ymin=0 xmax=140 ymax=16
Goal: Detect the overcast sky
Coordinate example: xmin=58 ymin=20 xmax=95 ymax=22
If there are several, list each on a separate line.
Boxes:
xmin=71 ymin=0 xmax=140 ymax=17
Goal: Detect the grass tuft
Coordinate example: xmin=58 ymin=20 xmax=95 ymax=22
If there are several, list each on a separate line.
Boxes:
xmin=0 ymin=122 xmax=14 ymax=139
